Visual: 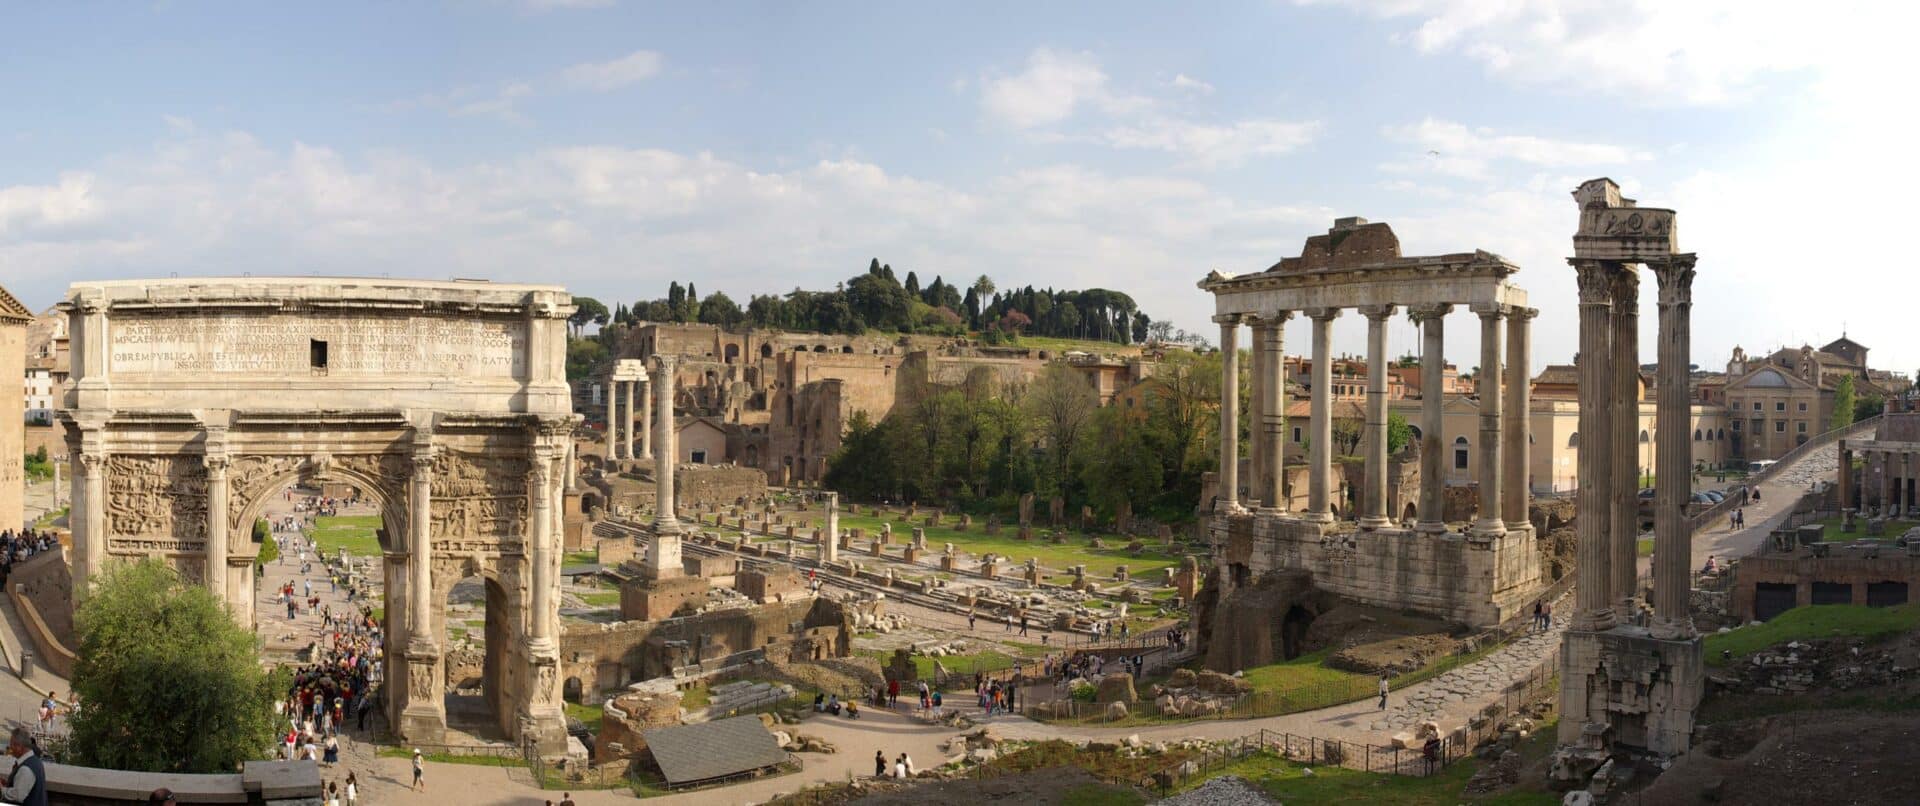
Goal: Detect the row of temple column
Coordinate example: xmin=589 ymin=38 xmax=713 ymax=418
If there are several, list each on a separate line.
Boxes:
xmin=1838 ymin=443 xmax=1915 ymax=516
xmin=1570 ymin=255 xmax=1698 ymax=638
xmin=605 ymin=375 xmax=653 ymax=461
xmin=1216 ymin=304 xmax=1534 ymax=535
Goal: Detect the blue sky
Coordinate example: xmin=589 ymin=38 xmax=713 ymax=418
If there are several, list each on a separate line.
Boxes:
xmin=3 ymin=1 xmax=1916 ymax=376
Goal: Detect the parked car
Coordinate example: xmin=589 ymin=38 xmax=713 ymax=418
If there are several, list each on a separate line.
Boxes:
xmin=1702 ymin=490 xmax=1726 ymax=503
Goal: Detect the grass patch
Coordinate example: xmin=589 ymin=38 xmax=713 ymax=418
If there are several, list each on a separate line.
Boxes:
xmin=681 ymin=682 xmax=711 ymax=710
xmin=1062 ymin=782 xmax=1148 ymax=806
xmin=564 ymin=550 xmax=599 ymax=566
xmin=835 ymin=513 xmax=1178 ymax=578
xmin=1177 ymin=721 xmax=1561 ymax=805
xmin=308 ymin=515 xmax=385 ymax=558
xmin=1240 ymin=650 xmax=1367 ymax=694
xmin=1637 ymin=537 xmax=1654 ymax=557
xmin=857 ymin=648 xmax=1023 ymax=681
xmin=376 ymin=747 xmax=521 ymax=767
xmin=1705 ymin=604 xmax=1920 ymax=666
xmin=1805 ymin=516 xmax=1920 ymax=540
xmin=577 ymin=590 xmax=621 ymax=607
xmin=565 ymin=700 xmax=604 ymax=732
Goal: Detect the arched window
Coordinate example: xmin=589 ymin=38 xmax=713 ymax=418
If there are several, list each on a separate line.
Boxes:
xmin=760 ymin=343 xmax=774 ymax=358
xmin=1694 ymin=429 xmax=1702 ymax=441
xmin=1568 ymin=432 xmax=1580 ymax=448
xmin=1639 ymin=429 xmax=1651 ymax=444
xmin=1454 ymin=436 xmax=1470 ymax=470
xmin=1718 ymin=428 xmax=1726 ymax=440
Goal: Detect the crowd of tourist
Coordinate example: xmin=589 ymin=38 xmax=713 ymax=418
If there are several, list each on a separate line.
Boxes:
xmin=269 ymin=520 xmax=378 ymax=805
xmin=0 ymin=528 xmax=58 ymax=587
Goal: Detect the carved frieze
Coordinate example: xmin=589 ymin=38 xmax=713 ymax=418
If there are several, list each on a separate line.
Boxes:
xmin=430 ymin=451 xmax=531 ymax=550
xmin=227 ymin=455 xmax=303 ymax=532
xmin=106 ymin=455 xmax=207 ymax=542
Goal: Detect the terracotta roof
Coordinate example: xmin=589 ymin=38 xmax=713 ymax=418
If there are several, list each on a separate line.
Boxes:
xmin=1533 ymin=365 xmax=1579 ymax=387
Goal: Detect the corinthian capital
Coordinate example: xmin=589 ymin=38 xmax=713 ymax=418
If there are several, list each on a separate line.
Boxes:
xmin=1357 ymin=304 xmax=1397 ymax=321
xmin=1407 ymin=304 xmax=1451 ymax=325
xmin=1571 ymin=260 xmax=1615 ymax=305
xmin=1653 ymin=254 xmax=1697 ymax=307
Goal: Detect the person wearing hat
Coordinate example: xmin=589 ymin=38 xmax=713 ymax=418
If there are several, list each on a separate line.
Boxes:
xmin=411 ymin=748 xmax=425 ymax=791
xmin=148 ymin=788 xmax=176 ymax=804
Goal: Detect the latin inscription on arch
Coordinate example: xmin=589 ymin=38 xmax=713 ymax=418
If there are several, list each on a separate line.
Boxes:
xmin=109 ymin=314 xmax=528 ymax=378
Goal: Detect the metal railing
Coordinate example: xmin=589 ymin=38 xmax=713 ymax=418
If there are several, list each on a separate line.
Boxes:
xmin=1692 ymin=416 xmax=1880 ymax=531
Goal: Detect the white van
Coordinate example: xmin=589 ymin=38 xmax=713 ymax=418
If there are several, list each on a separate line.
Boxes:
xmin=1747 ymin=460 xmax=1777 ymax=473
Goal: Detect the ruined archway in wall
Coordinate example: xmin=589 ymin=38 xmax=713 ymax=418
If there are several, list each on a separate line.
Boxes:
xmin=57 ymin=278 xmax=580 ymax=756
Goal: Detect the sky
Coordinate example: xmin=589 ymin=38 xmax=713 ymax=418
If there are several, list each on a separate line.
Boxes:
xmin=3 ymin=0 xmax=1918 ymax=376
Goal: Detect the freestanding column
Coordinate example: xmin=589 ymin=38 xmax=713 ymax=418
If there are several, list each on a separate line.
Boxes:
xmin=1572 ymin=260 xmax=1617 ymax=631
xmin=1411 ymin=304 xmax=1449 ymax=533
xmin=652 ymin=355 xmax=682 ymax=534
xmin=1503 ymin=309 xmax=1535 ymax=529
xmin=1261 ymin=312 xmax=1292 ymax=510
xmin=1652 ymin=256 xmax=1697 ymax=637
xmin=204 ymin=451 xmax=231 ymax=603
xmin=1472 ymin=307 xmax=1506 ymax=539
xmin=1903 ymin=453 xmax=1912 ymax=517
xmin=1358 ymin=305 xmax=1396 ymax=529
xmin=621 ymin=381 xmax=636 ymax=460
xmin=1247 ymin=320 xmax=1268 ymax=507
xmin=1305 ymin=309 xmax=1339 ymax=522
xmin=1610 ymin=267 xmax=1641 ymax=614
xmin=1838 ymin=441 xmax=1853 ymax=512
xmin=604 ymin=377 xmax=618 ymax=459
xmin=1881 ymin=451 xmax=1893 ymax=515
xmin=639 ymin=376 xmax=654 ymax=460
xmin=1215 ymin=315 xmax=1243 ymax=513
xmin=822 ymin=492 xmax=840 ymax=563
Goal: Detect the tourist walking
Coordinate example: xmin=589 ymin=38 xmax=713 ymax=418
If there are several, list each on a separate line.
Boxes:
xmin=344 ymin=772 xmax=358 ymax=805
xmin=411 ymin=749 xmax=425 ymax=791
xmin=1377 ymin=675 xmax=1390 ymax=709
xmin=875 ymin=750 xmax=887 ymax=778
xmin=0 ymin=727 xmax=48 ymax=806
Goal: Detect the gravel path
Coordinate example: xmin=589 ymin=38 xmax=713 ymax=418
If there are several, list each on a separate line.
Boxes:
xmin=1154 ymin=775 xmax=1278 ymax=805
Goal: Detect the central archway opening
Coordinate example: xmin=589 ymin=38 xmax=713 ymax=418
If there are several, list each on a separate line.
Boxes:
xmin=442 ymin=573 xmax=516 ymax=740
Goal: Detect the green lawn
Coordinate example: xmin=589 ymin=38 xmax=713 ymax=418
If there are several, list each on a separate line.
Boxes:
xmin=681 ymin=681 xmax=711 ymax=709
xmin=834 ymin=513 xmax=1180 ymax=578
xmin=1240 ymin=650 xmax=1367 ymax=694
xmin=1637 ymin=537 xmax=1654 ymax=557
xmin=577 ymin=590 xmax=621 ymax=607
xmin=858 ymin=648 xmax=1022 ymax=681
xmin=565 ymin=701 xmax=604 ymax=732
xmin=307 ymin=515 xmax=385 ymax=558
xmin=1705 ymin=604 xmax=1920 ymax=666
xmin=1176 ymin=728 xmax=1560 ymax=805
xmin=565 ymin=550 xmax=598 ymax=566
xmin=1805 ymin=516 xmax=1919 ymax=540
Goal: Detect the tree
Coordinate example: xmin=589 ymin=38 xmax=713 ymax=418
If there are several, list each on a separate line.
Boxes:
xmin=68 ymin=560 xmax=284 ymax=773
xmin=1857 ymin=392 xmax=1886 ymax=422
xmin=253 ymin=519 xmax=278 ymax=566
xmin=1027 ymin=364 xmax=1098 ymax=495
xmin=1331 ymin=417 xmax=1363 ymax=456
xmin=697 ymin=291 xmax=745 ymax=328
xmin=1387 ymin=410 xmax=1413 ymax=454
xmin=565 ymin=337 xmax=608 ymax=382
xmin=1832 ymin=374 xmax=1858 ymax=431
xmin=567 ymin=296 xmax=609 ymax=336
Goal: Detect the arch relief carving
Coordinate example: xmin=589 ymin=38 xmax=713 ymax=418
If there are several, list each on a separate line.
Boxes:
xmin=226 ymin=453 xmax=411 ymax=538
xmin=106 ymin=455 xmax=208 ymax=551
xmin=430 ymin=451 xmax=531 ymax=553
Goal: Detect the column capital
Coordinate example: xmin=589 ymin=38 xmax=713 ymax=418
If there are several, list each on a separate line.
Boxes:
xmin=1256 ymin=310 xmax=1294 ymax=326
xmin=1303 ymin=307 xmax=1342 ymax=322
xmin=1508 ymin=306 xmax=1539 ymax=322
xmin=1470 ymin=303 xmax=1507 ymax=321
xmin=1572 ymin=260 xmax=1615 ymax=305
xmin=1407 ymin=303 xmax=1451 ymax=323
xmin=1652 ymin=255 xmax=1697 ymax=307
xmin=1211 ymin=313 xmax=1244 ymax=326
xmin=1609 ymin=263 xmax=1641 ymax=302
xmin=1357 ymin=304 xmax=1397 ymax=321
xmin=410 ymin=447 xmax=437 ymax=476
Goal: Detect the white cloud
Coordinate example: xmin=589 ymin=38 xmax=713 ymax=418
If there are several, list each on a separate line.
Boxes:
xmin=980 ymin=49 xmax=1122 ymax=129
xmin=1104 ymin=119 xmax=1321 ymax=167
xmin=1166 ymin=73 xmax=1215 ymax=95
xmin=522 ymin=0 xmax=614 ymax=10
xmin=561 ymin=50 xmax=664 ymax=91
xmin=0 ymin=129 xmax=1330 ymax=338
xmin=1380 ymin=118 xmax=1648 ymax=179
xmin=981 ymin=49 xmax=1316 ymax=166
xmin=392 ymin=82 xmax=534 ymax=123
xmin=1306 ymin=0 xmax=1866 ymax=105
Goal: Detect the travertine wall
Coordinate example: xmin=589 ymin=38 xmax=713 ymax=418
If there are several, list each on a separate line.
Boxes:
xmin=0 ymin=313 xmax=24 ymax=531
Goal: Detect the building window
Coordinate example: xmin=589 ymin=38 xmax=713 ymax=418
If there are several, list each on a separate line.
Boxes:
xmin=1776 ymin=401 xmax=1786 ymax=412
xmin=1693 ymin=429 xmax=1702 ymax=441
xmin=1293 ymin=426 xmax=1303 ymax=443
xmin=1454 ymin=436 xmax=1470 ymax=470
xmin=691 ymin=450 xmax=707 ymax=463
xmin=1775 ymin=421 xmax=1786 ymax=433
xmin=1731 ymin=421 xmax=1741 ymax=432
xmin=1798 ymin=402 xmax=1808 ymax=412
xmin=1798 ymin=421 xmax=1808 ymax=433
xmin=1753 ymin=402 xmax=1762 ymax=411
xmin=309 ymin=339 xmax=329 ymax=370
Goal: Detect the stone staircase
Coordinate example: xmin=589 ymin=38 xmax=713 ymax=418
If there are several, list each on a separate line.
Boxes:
xmin=687 ymin=680 xmax=796 ymax=723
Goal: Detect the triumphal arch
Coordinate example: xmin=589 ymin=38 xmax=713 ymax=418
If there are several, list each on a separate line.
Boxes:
xmin=57 ymin=277 xmax=579 ymax=753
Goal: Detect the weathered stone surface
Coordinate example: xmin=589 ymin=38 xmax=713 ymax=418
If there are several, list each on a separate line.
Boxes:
xmin=1095 ymin=673 xmax=1138 ymax=704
